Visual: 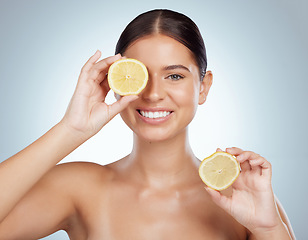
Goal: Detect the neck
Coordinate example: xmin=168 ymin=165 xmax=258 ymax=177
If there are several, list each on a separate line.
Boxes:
xmin=125 ymin=129 xmax=200 ymax=189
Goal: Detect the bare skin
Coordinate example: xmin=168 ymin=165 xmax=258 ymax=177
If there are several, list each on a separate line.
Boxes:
xmin=0 ymin=34 xmax=295 ymax=240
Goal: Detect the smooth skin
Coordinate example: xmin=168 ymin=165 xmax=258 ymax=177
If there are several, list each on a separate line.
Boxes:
xmin=0 ymin=34 xmax=295 ymax=239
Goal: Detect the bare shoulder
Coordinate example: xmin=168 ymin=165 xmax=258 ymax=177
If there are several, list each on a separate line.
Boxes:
xmin=47 ymin=161 xmax=115 ymax=188
xmin=53 ymin=161 xmax=111 ymax=174
xmin=0 ymin=161 xmax=114 ymax=239
xmin=31 ymin=161 xmax=117 ymax=208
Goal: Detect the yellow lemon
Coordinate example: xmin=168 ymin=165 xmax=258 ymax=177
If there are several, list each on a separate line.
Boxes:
xmin=107 ymin=58 xmax=148 ymax=95
xmin=199 ymin=152 xmax=241 ymax=191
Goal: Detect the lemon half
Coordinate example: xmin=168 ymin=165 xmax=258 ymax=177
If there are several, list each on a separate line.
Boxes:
xmin=108 ymin=58 xmax=148 ymax=95
xmin=199 ymin=152 xmax=241 ymax=191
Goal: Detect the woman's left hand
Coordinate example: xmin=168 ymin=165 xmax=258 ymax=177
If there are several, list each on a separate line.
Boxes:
xmin=205 ymin=147 xmax=286 ymax=236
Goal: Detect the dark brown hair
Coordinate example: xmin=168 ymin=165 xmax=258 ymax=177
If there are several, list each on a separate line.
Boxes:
xmin=115 ymin=9 xmax=207 ymax=80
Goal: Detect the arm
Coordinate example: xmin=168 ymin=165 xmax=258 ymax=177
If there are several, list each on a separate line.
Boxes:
xmin=0 ymin=163 xmax=76 ymax=239
xmin=0 ymin=51 xmax=138 ymax=237
xmin=0 ymin=122 xmax=82 ymax=223
xmin=205 ymin=147 xmax=295 ymax=240
xmin=275 ymin=196 xmax=296 ymax=240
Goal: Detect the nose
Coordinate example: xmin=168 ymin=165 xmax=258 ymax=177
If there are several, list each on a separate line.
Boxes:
xmin=141 ymin=73 xmax=166 ymax=102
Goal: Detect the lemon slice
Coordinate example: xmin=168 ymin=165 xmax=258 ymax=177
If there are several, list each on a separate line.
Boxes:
xmin=107 ymin=58 xmax=148 ymax=95
xmin=199 ymin=152 xmax=241 ymax=191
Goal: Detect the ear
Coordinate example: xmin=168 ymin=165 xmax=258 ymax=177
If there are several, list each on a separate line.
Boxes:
xmin=198 ymin=70 xmax=213 ymax=105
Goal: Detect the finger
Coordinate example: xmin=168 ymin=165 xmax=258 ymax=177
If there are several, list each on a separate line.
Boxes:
xmin=236 ymin=151 xmax=260 ymax=163
xmin=97 ymin=70 xmax=111 ymax=96
xmin=89 ymin=54 xmax=121 ymax=84
xmin=100 ymin=76 xmax=111 ymax=96
xmin=240 ymin=161 xmax=251 ymax=172
xmin=250 ymin=159 xmax=262 ymax=176
xmin=249 ymin=157 xmax=272 ymax=178
xmin=204 ymin=187 xmax=231 ymax=212
xmin=108 ymin=95 xmax=139 ymax=119
xmin=81 ymin=50 xmax=102 ymax=74
xmin=225 ymin=147 xmax=243 ymax=156
xmin=216 ymin=148 xmax=223 ymax=152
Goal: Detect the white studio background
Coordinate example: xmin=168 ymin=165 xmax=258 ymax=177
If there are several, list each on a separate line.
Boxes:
xmin=0 ymin=0 xmax=307 ymax=239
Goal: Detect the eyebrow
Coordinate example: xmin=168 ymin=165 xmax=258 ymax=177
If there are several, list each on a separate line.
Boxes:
xmin=163 ymin=64 xmax=191 ymax=72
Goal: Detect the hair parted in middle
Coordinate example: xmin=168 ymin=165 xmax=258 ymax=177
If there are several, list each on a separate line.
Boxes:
xmin=115 ymin=9 xmax=207 ymax=80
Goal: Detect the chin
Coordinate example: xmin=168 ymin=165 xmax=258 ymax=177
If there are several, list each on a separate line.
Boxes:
xmin=134 ymin=127 xmax=185 ymax=143
xmin=139 ymin=135 xmax=170 ymax=143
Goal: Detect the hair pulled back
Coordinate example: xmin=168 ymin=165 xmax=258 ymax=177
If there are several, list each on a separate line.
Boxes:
xmin=115 ymin=9 xmax=207 ymax=80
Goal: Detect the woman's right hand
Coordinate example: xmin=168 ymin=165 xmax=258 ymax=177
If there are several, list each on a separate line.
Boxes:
xmin=0 ymin=50 xmax=138 ymax=230
xmin=60 ymin=50 xmax=138 ymax=140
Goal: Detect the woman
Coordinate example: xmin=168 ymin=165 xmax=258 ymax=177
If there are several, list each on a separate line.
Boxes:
xmin=0 ymin=9 xmax=295 ymax=239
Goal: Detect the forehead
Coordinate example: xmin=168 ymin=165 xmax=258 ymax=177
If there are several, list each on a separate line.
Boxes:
xmin=123 ymin=34 xmax=198 ymax=70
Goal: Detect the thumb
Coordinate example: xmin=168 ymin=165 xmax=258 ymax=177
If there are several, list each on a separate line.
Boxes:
xmin=205 ymin=186 xmax=230 ymax=211
xmin=108 ymin=95 xmax=138 ymax=119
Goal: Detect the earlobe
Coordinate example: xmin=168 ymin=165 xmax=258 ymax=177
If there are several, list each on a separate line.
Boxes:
xmin=198 ymin=70 xmax=213 ymax=105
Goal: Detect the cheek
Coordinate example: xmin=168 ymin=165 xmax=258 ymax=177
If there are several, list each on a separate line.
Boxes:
xmin=119 ymin=107 xmax=136 ymax=130
xmin=169 ymin=83 xmax=199 ymax=109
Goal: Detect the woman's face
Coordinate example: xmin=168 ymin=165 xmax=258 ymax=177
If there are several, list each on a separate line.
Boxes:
xmin=119 ymin=34 xmax=211 ymax=142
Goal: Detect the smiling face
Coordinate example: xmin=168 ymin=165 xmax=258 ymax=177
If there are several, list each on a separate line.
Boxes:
xmin=119 ymin=34 xmax=212 ymax=142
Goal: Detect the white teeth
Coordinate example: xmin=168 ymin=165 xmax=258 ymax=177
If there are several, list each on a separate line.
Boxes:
xmin=140 ymin=110 xmax=171 ymax=119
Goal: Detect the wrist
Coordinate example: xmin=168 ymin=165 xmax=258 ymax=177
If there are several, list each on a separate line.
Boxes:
xmin=57 ymin=119 xmax=91 ymax=144
xmin=250 ymin=222 xmax=291 ymax=240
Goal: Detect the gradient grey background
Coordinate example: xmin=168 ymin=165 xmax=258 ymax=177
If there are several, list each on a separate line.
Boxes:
xmin=0 ymin=0 xmax=307 ymax=239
